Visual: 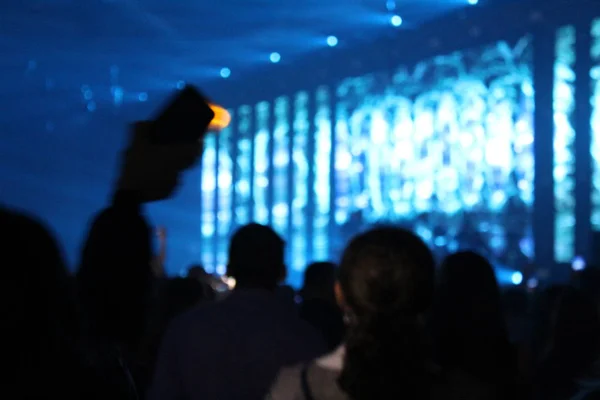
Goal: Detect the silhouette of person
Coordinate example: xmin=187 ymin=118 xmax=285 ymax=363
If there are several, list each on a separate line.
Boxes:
xmin=430 ymin=251 xmax=520 ymax=397
xmin=299 ymin=262 xmax=345 ymax=351
xmin=268 ymin=227 xmax=496 ymax=400
xmin=149 ymin=223 xmax=326 ymax=400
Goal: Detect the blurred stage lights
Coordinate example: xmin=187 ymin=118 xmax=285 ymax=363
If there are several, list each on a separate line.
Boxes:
xmin=220 ymin=67 xmax=231 ymax=78
xmin=327 ymin=36 xmax=338 ymax=47
xmin=511 ymin=271 xmax=523 ymax=285
xmin=391 ymin=15 xmax=403 ymax=27
xmin=571 ymin=256 xmax=586 ymax=271
xmin=270 ymin=52 xmax=281 ymax=63
xmin=468 ymin=0 xmax=478 ymax=4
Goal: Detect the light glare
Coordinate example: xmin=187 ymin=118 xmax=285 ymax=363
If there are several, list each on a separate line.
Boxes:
xmin=220 ymin=67 xmax=231 ymax=78
xmin=511 ymin=272 xmax=523 ymax=285
xmin=270 ymin=52 xmax=281 ymax=63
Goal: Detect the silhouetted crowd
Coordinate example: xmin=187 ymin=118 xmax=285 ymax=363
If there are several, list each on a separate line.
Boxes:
xmin=5 ymin=121 xmax=600 ymax=400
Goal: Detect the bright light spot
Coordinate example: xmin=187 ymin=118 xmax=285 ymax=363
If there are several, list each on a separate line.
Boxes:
xmin=511 ymin=272 xmax=523 ymax=285
xmin=111 ymin=86 xmax=124 ymax=106
xmin=335 ymin=151 xmax=352 ymax=170
xmin=224 ymin=276 xmax=236 ymax=289
xmin=391 ymin=15 xmax=403 ymax=27
xmin=327 ymin=36 xmax=338 ymax=47
xmin=527 ymin=277 xmax=539 ymax=289
xmin=220 ymin=67 xmax=231 ymax=78
xmin=217 ymin=172 xmax=232 ymax=188
xmin=273 ymin=203 xmax=288 ymax=218
xmin=386 ymin=0 xmax=396 ymax=11
xmin=201 ymin=224 xmax=214 ymax=237
xmin=274 ymin=150 xmax=289 ymax=166
xmin=468 ymin=0 xmax=478 ymax=4
xmin=201 ymin=175 xmax=216 ymax=192
xmin=256 ymin=176 xmax=269 ymax=187
xmin=270 ymin=52 xmax=281 ymax=63
xmin=138 ymin=92 xmax=148 ymax=102
xmin=572 ymin=256 xmax=586 ymax=271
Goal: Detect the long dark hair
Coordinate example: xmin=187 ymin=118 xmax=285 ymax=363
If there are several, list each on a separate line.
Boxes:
xmin=431 ymin=251 xmax=515 ymax=385
xmin=2 ymin=208 xmax=81 ymax=397
xmin=541 ymin=286 xmax=600 ymax=380
xmin=337 ymin=226 xmax=436 ymax=400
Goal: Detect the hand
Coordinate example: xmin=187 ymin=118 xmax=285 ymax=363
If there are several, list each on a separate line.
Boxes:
xmin=151 ymin=257 xmax=166 ymax=278
xmin=117 ymin=121 xmax=203 ymax=203
xmin=156 ymin=226 xmax=167 ymax=242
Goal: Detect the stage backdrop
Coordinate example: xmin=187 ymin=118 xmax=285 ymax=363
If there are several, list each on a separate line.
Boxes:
xmin=199 ymin=35 xmax=535 ymax=286
xmin=2 ymin=19 xmax=598 ymax=282
xmin=592 ymin=18 xmax=600 ymax=234
xmin=553 ymin=25 xmax=576 ymax=263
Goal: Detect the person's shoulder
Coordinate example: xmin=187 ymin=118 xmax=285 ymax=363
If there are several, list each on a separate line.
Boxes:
xmin=266 ymin=365 xmax=304 ymax=400
xmin=267 ymin=362 xmax=345 ymax=400
xmin=164 ymin=301 xmax=221 ymax=338
xmin=288 ymin=317 xmax=329 ymax=353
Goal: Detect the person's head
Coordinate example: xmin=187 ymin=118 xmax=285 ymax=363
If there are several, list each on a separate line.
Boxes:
xmin=301 ymin=261 xmax=337 ymax=302
xmin=435 ymin=251 xmax=505 ymax=324
xmin=2 ymin=208 xmax=77 ymax=329
xmin=431 ymin=251 xmax=513 ymax=382
xmin=2 ymin=208 xmax=80 ymax=395
xmin=226 ymin=223 xmax=285 ymax=290
xmin=531 ymin=284 xmax=570 ymax=364
xmin=541 ymin=286 xmax=600 ymax=378
xmin=118 ymin=121 xmax=203 ymax=202
xmin=335 ymin=226 xmax=436 ymax=399
xmin=577 ymin=266 xmax=600 ymax=312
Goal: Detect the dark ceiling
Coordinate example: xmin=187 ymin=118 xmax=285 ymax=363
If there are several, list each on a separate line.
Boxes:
xmin=1 ymin=0 xmax=514 ymax=108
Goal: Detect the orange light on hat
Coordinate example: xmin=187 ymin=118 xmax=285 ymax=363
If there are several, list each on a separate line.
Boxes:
xmin=208 ymin=104 xmax=231 ymax=131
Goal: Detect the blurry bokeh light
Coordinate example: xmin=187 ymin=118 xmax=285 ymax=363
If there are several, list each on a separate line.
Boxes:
xmin=220 ymin=67 xmax=231 ymax=78
xmin=270 ymin=52 xmax=281 ymax=63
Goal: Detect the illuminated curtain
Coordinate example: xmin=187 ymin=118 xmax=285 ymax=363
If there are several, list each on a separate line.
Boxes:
xmin=272 ymin=97 xmax=291 ymax=238
xmin=591 ymin=18 xmax=600 ymax=231
xmin=233 ymin=106 xmax=253 ymax=227
xmin=201 ymin=132 xmax=217 ymax=272
xmin=312 ymin=87 xmax=332 ymax=261
xmin=290 ymin=92 xmax=309 ymax=271
xmin=215 ymin=111 xmax=234 ymax=275
xmin=253 ymin=102 xmax=270 ymax=225
xmin=553 ymin=25 xmax=577 ymax=262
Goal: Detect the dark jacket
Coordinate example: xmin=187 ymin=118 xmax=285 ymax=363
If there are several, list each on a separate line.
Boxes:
xmin=149 ymin=289 xmax=326 ymax=400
